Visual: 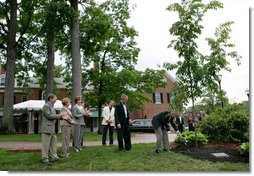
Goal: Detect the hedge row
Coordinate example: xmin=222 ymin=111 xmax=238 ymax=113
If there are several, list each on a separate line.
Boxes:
xmin=198 ymin=102 xmax=249 ymax=142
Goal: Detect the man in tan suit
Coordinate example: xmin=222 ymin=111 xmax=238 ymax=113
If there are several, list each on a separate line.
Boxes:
xmin=101 ymin=100 xmax=115 ymax=145
xmin=41 ymin=93 xmax=65 ymax=163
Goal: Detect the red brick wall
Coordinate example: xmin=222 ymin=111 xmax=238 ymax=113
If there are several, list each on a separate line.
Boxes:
xmin=131 ymin=76 xmax=174 ymax=119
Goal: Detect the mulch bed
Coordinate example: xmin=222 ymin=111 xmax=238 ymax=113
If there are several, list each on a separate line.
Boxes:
xmin=171 ymin=142 xmax=249 ymax=163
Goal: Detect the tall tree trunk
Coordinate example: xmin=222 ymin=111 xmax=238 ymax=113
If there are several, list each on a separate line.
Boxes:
xmin=191 ymin=96 xmax=195 ymax=113
xmin=45 ymin=0 xmax=58 ymax=100
xmin=45 ymin=41 xmax=55 ymax=99
xmin=2 ymin=0 xmax=17 ymax=133
xmin=97 ymin=79 xmax=104 ymax=134
xmin=97 ymin=51 xmax=107 ymax=134
xmin=97 ymin=101 xmax=103 ymax=134
xmin=70 ymin=0 xmax=82 ymax=103
xmin=191 ymin=94 xmax=198 ymax=150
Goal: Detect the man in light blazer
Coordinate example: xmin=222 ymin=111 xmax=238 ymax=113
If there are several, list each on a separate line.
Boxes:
xmin=101 ymin=100 xmax=115 ymax=145
xmin=41 ymin=93 xmax=65 ymax=163
xmin=115 ymin=94 xmax=132 ymax=151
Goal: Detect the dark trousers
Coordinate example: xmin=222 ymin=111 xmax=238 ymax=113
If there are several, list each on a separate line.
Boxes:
xmin=102 ymin=124 xmax=114 ymax=145
xmin=178 ymin=124 xmax=184 ymax=133
xmin=117 ymin=122 xmax=131 ymax=150
xmin=189 ymin=124 xmax=194 ymax=131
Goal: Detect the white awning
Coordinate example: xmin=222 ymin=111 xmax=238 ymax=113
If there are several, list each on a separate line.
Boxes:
xmin=13 ymin=100 xmax=63 ymax=111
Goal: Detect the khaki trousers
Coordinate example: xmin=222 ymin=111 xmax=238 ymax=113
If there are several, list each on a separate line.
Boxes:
xmin=61 ymin=125 xmax=72 ymax=156
xmin=41 ymin=133 xmax=58 ymax=161
xmin=154 ymin=127 xmax=170 ymax=151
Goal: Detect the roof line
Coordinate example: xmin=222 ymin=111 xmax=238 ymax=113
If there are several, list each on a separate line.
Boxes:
xmin=164 ymin=72 xmax=175 ymax=82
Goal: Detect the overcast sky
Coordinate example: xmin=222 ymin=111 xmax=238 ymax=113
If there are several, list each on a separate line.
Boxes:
xmin=126 ymin=0 xmax=250 ymax=104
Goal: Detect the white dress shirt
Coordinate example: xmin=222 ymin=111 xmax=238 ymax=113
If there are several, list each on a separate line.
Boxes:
xmin=121 ymin=101 xmax=128 ymax=118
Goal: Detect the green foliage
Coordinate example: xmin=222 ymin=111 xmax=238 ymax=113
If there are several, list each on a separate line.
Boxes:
xmin=165 ymin=0 xmax=241 ymax=112
xmin=198 ymin=102 xmax=249 ymax=142
xmin=240 ymin=131 xmax=249 ymax=156
xmin=165 ymin=0 xmax=224 ymax=112
xmin=78 ymin=0 xmax=139 ymax=110
xmin=78 ymin=0 xmax=166 ymax=111
xmin=203 ymin=22 xmax=242 ymax=94
xmin=84 ymin=68 xmax=166 ymax=111
xmin=242 ymin=131 xmax=249 ymax=143
xmin=0 ymin=0 xmax=43 ymax=90
xmin=175 ymin=131 xmax=208 ymax=147
xmin=54 ymin=64 xmax=65 ymax=78
xmin=168 ymin=81 xmax=188 ymax=112
xmin=185 ymin=89 xmax=229 ymax=115
xmin=240 ymin=142 xmax=249 ymax=156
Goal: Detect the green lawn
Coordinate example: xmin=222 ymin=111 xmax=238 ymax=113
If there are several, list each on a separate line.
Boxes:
xmin=0 ymin=143 xmax=249 ymax=171
xmin=0 ymin=132 xmax=121 ymax=142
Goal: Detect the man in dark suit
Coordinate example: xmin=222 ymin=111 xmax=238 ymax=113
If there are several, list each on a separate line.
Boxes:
xmin=115 ymin=94 xmax=132 ymax=151
xmin=152 ymin=111 xmax=178 ymax=154
xmin=176 ymin=112 xmax=184 ymax=133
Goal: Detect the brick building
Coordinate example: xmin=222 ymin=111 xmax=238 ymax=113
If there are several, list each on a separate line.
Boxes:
xmin=131 ymin=72 xmax=175 ymax=119
xmin=0 ymin=74 xmax=69 ymax=134
xmin=0 ymin=76 xmax=67 ymax=109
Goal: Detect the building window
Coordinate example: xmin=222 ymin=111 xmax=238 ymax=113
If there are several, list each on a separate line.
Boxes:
xmin=153 ymin=93 xmax=163 ymax=104
xmin=41 ymin=90 xmax=46 ymax=100
xmin=22 ymin=95 xmax=28 ymax=102
xmin=167 ymin=93 xmax=170 ymax=103
xmin=0 ymin=77 xmax=5 ymax=86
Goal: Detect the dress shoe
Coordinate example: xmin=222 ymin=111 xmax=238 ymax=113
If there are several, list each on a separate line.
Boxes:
xmin=155 ymin=150 xmax=160 ymax=154
xmin=75 ymin=148 xmax=80 ymax=152
xmin=50 ymin=156 xmax=59 ymax=162
xmin=42 ymin=159 xmax=49 ymax=164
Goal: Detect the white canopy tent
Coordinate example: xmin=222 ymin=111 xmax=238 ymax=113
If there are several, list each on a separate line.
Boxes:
xmin=13 ymin=100 xmax=63 ymax=134
xmin=13 ymin=100 xmax=63 ymax=111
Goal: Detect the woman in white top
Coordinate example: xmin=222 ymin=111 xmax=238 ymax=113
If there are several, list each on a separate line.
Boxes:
xmin=101 ymin=100 xmax=115 ymax=145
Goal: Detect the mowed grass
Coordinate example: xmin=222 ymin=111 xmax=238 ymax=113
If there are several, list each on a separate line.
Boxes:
xmin=0 ymin=143 xmax=249 ymax=171
xmin=0 ymin=132 xmax=121 ymax=142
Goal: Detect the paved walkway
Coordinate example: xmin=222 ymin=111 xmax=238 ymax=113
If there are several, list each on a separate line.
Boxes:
xmin=0 ymin=133 xmax=177 ymax=150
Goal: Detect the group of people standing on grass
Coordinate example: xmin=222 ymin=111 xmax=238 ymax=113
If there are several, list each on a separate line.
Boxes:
xmin=41 ymin=93 xmax=206 ymax=163
xmin=41 ymin=93 xmax=132 ymax=163
xmin=41 ymin=94 xmax=92 ymax=163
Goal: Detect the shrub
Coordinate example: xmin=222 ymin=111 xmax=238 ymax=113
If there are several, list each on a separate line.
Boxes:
xmin=198 ymin=102 xmax=249 ymax=142
xmin=242 ymin=132 xmax=249 ymax=143
xmin=174 ymin=131 xmax=208 ymax=147
xmin=240 ymin=142 xmax=249 ymax=156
